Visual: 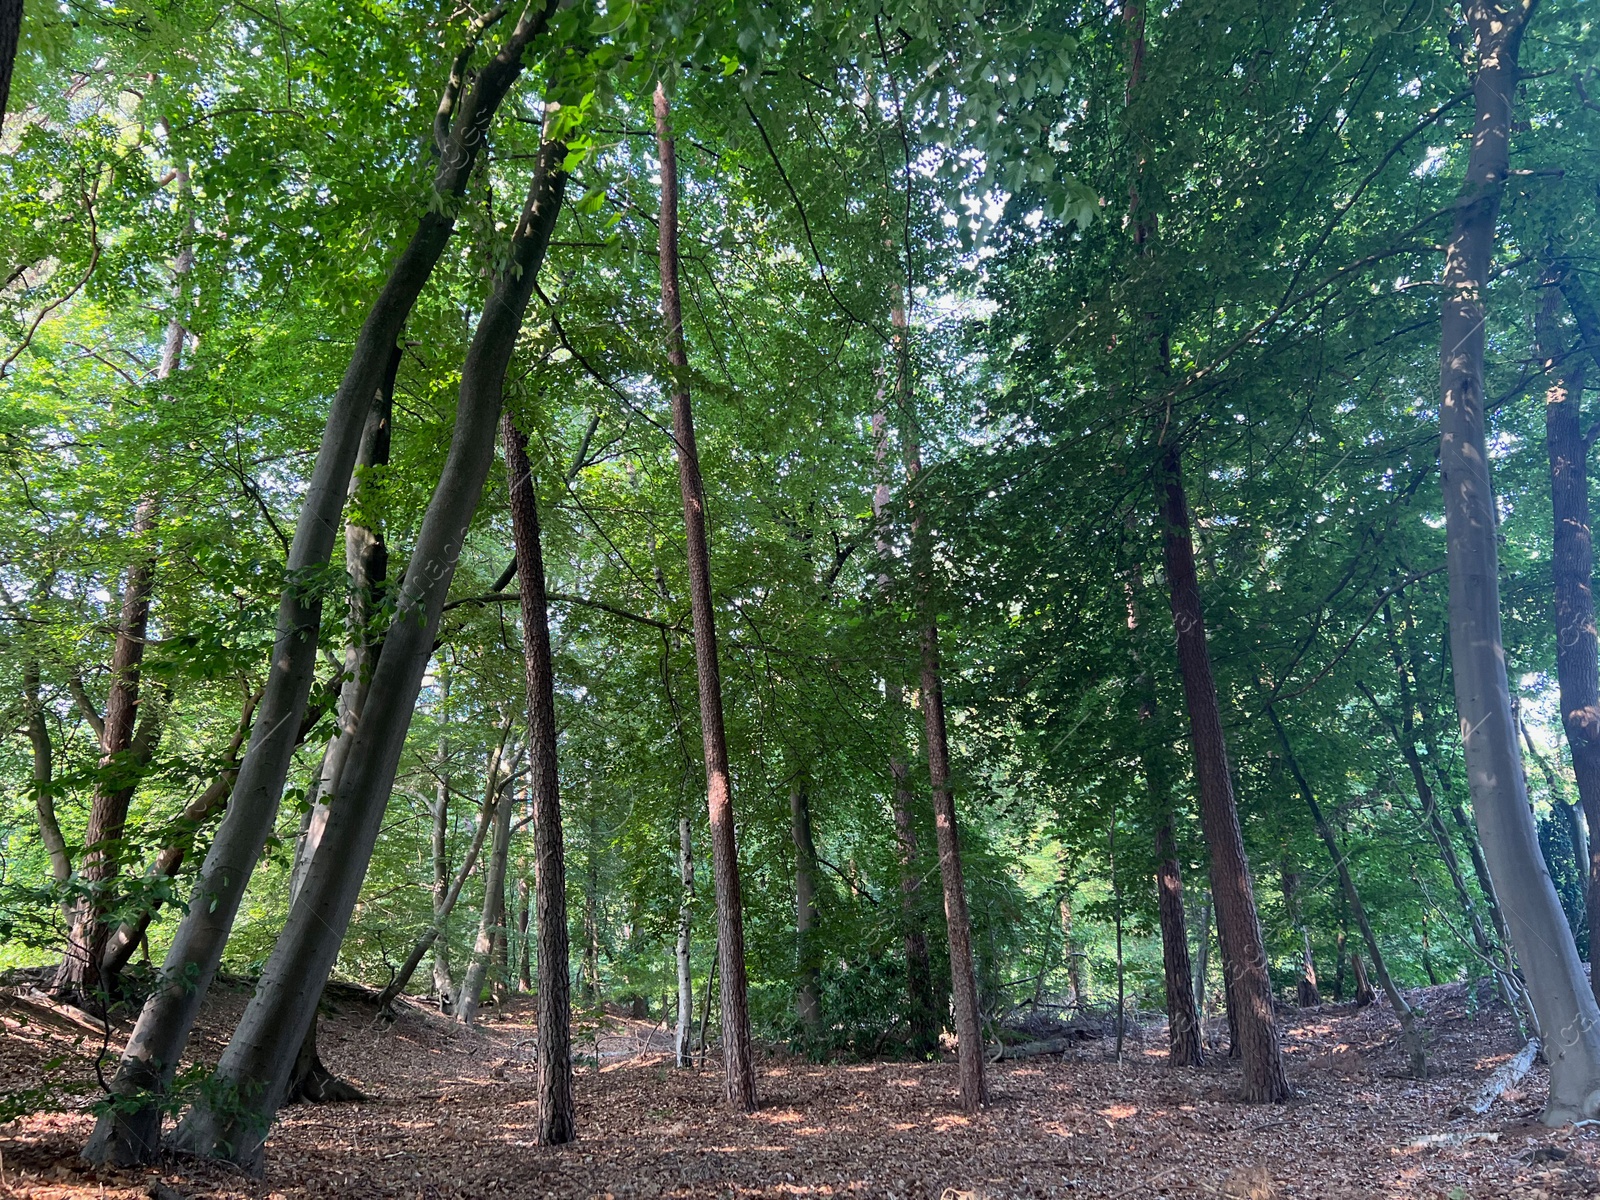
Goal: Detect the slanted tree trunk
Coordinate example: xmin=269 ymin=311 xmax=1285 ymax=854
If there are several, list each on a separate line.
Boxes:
xmin=1267 ymin=704 xmax=1426 ymax=1077
xmin=871 ymin=407 xmax=939 ymax=1056
xmin=1538 ymin=269 xmax=1600 ymax=1005
xmin=458 ymin=761 xmax=515 ymax=1026
xmin=1436 ymin=0 xmax=1600 ymax=1125
xmin=0 ymin=0 xmax=20 ymax=127
xmin=168 ymin=131 xmax=568 ymax=1170
xmin=1160 ymin=446 xmax=1288 ymax=1102
xmin=1298 ymin=930 xmax=1322 ymax=1007
xmin=1351 ymin=951 xmax=1376 ymax=1008
xmin=791 ymin=773 xmax=822 ymax=1036
xmin=22 ymin=664 xmax=71 ymax=892
xmin=503 ymin=408 xmax=575 ymax=1144
xmin=82 ymin=14 xmax=556 ymax=1167
xmin=654 ymin=80 xmax=757 ymax=1114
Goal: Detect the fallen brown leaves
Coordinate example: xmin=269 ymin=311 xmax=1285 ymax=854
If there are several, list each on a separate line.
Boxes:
xmin=1 ymin=981 xmax=1596 ymax=1198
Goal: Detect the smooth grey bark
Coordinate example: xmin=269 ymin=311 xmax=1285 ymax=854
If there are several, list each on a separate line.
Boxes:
xmin=167 ymin=132 xmax=568 ymax=1170
xmin=23 ymin=664 xmax=71 ymax=890
xmin=432 ymin=675 xmax=455 ymax=1007
xmin=790 ymin=774 xmax=821 ymax=1035
xmin=655 ymin=80 xmax=757 ymax=1113
xmin=80 ymin=8 xmax=555 ymax=1167
xmin=1437 ymin=0 xmax=1600 ymax=1125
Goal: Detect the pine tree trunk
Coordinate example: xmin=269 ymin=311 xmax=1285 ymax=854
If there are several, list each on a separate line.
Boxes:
xmin=1155 ymin=815 xmax=1203 ymax=1065
xmin=791 ymin=774 xmax=822 ymax=1036
xmin=167 ymin=135 xmax=567 ymax=1170
xmin=654 ymin=80 xmax=757 ymax=1114
xmin=1437 ymin=1 xmax=1600 ymax=1124
xmin=1192 ymin=890 xmax=1211 ymax=1019
xmin=675 ymin=816 xmax=695 ymax=1068
xmin=1538 ymin=271 xmax=1600 ymax=1005
xmin=1159 ymin=446 xmax=1288 ymax=1102
xmin=503 ymin=408 xmax=575 ymax=1143
xmin=81 ymin=21 xmax=556 ymax=1166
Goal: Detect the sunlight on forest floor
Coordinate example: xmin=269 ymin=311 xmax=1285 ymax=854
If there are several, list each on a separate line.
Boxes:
xmin=2 ymin=980 xmax=1597 ymax=1198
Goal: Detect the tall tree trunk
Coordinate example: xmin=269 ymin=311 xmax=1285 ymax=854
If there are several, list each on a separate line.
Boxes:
xmin=654 ymin=80 xmax=757 ymax=1114
xmin=458 ymin=762 xmax=515 ymax=1026
xmin=57 ymin=208 xmax=192 ymax=1000
xmin=516 ymin=873 xmax=533 ymax=993
xmin=167 ymin=132 xmax=567 ymax=1170
xmin=432 ymin=676 xmax=455 ymax=1009
xmin=1267 ymin=704 xmax=1426 ymax=1077
xmin=1155 ymin=814 xmax=1202 ymax=1065
xmin=1538 ymin=270 xmax=1600 ymax=1004
xmin=503 ymin=409 xmax=575 ymax=1144
xmin=1192 ymin=890 xmax=1211 ymax=1019
xmin=583 ymin=805 xmax=601 ymax=1005
xmin=22 ymin=664 xmax=71 ymax=891
xmin=790 ymin=773 xmax=822 ymax=1036
xmin=82 ymin=14 xmax=556 ymax=1167
xmin=675 ymin=816 xmax=695 ymax=1068
xmin=896 ymin=310 xmax=987 ymax=1114
xmin=1159 ymin=446 xmax=1288 ymax=1102
xmin=871 ymin=406 xmax=939 ymax=1055
xmin=1436 ymin=0 xmax=1600 ymax=1125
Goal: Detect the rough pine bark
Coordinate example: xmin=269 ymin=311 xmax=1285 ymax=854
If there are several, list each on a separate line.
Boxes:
xmin=1437 ymin=0 xmax=1600 ymax=1124
xmin=790 ymin=774 xmax=822 ymax=1035
xmin=1155 ymin=815 xmax=1203 ymax=1065
xmin=1159 ymin=446 xmax=1288 ymax=1102
xmin=81 ymin=11 xmax=555 ymax=1166
xmin=655 ymin=79 xmax=757 ymax=1114
xmin=1538 ymin=271 xmax=1600 ymax=1005
xmin=504 ymin=410 xmax=575 ymax=1143
xmin=167 ymin=134 xmax=567 ymax=1170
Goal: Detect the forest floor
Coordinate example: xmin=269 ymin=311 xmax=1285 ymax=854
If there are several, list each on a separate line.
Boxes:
xmin=1 ymin=977 xmax=1596 ymax=1199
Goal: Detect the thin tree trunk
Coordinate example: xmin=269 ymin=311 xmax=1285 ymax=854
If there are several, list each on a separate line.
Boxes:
xmin=168 ymin=132 xmax=567 ymax=1169
xmin=1155 ymin=814 xmax=1203 ymax=1065
xmin=1267 ymin=704 xmax=1426 ymax=1077
xmin=654 ymin=80 xmax=756 ymax=1114
xmin=892 ymin=299 xmax=987 ymax=1113
xmin=791 ymin=773 xmax=821 ymax=1036
xmin=458 ymin=762 xmax=515 ymax=1026
xmin=583 ymin=805 xmax=601 ymax=1005
xmin=516 ymin=873 xmax=533 ymax=993
xmin=432 ymin=676 xmax=455 ymax=1009
xmin=1351 ymin=951 xmax=1376 ymax=1007
xmin=503 ymin=408 xmax=575 ymax=1144
xmin=675 ymin=816 xmax=695 ymax=1068
xmin=1437 ymin=0 xmax=1600 ymax=1125
xmin=82 ymin=15 xmax=555 ymax=1167
xmin=1160 ymin=446 xmax=1288 ymax=1102
xmin=0 ymin=0 xmax=20 ymax=128
xmin=376 ymin=769 xmax=503 ymax=1013
xmin=1538 ymin=271 xmax=1600 ymax=1004
xmin=1299 ymin=930 xmax=1322 ymax=1007
xmin=1064 ymin=894 xmax=1086 ymax=1008
xmin=1193 ymin=890 xmax=1211 ymax=1019
xmin=871 ymin=406 xmax=939 ymax=1055
xmin=23 ymin=664 xmax=71 ymax=890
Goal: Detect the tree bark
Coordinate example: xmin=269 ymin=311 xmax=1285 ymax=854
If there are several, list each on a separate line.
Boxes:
xmin=504 ymin=405 xmax=575 ymax=1143
xmin=167 ymin=131 xmax=567 ymax=1170
xmin=1192 ymin=890 xmax=1211 ymax=1019
xmin=655 ymin=79 xmax=757 ymax=1114
xmin=1538 ymin=271 xmax=1600 ymax=1004
xmin=82 ymin=12 xmax=556 ymax=1167
xmin=1351 ymin=951 xmax=1376 ymax=1007
xmin=22 ymin=664 xmax=71 ymax=890
xmin=1155 ymin=815 xmax=1203 ymax=1065
xmin=432 ymin=676 xmax=455 ymax=1009
xmin=1159 ymin=446 xmax=1288 ymax=1102
xmin=1436 ymin=0 xmax=1600 ymax=1125
xmin=0 ymin=0 xmax=20 ymax=129
xmin=791 ymin=773 xmax=822 ymax=1036
xmin=871 ymin=406 xmax=939 ymax=1056
xmin=516 ymin=873 xmax=533 ymax=993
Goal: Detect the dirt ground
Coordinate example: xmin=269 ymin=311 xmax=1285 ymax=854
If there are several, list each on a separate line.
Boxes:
xmin=1 ymin=978 xmax=1595 ymax=1198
